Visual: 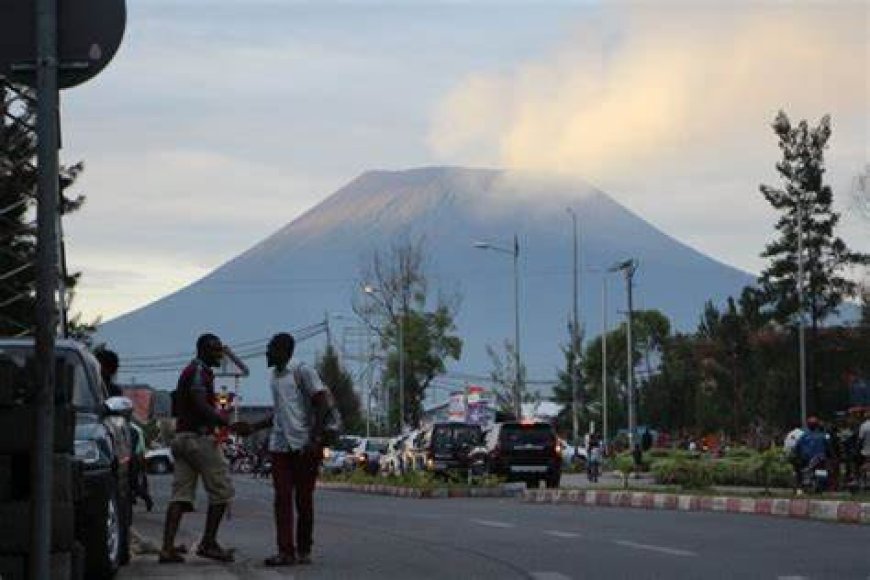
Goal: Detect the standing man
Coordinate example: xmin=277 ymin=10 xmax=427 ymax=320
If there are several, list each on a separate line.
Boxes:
xmin=159 ymin=333 xmax=239 ymax=564
xmin=247 ymin=332 xmax=329 ymax=566
xmin=95 ymin=348 xmax=123 ymax=397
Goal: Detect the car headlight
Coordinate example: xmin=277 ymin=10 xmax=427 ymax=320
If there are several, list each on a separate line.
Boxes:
xmin=74 ymin=440 xmax=101 ymax=464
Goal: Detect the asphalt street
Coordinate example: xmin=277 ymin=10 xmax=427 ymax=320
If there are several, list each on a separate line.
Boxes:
xmin=120 ymin=474 xmax=870 ymax=580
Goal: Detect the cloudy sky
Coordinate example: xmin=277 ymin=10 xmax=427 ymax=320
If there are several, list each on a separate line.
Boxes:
xmin=60 ymin=0 xmax=869 ymax=323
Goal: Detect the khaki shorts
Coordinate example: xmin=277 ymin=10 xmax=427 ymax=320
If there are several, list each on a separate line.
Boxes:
xmin=170 ymin=433 xmax=234 ymax=506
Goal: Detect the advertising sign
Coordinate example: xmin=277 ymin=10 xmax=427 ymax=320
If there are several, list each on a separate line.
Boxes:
xmin=448 ymin=391 xmax=466 ymax=422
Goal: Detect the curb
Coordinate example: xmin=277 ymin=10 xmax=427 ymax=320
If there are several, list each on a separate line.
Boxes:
xmin=317 ymin=482 xmax=524 ymax=499
xmin=521 ymin=489 xmax=870 ymax=525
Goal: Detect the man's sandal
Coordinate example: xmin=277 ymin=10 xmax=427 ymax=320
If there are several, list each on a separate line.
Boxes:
xmin=196 ymin=543 xmax=235 ymax=562
xmin=264 ymin=553 xmax=296 ymax=567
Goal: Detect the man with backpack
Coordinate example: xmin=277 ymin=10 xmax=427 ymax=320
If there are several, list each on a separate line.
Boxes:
xmin=244 ymin=332 xmax=334 ymax=567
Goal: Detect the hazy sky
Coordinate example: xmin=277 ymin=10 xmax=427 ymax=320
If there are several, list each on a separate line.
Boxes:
xmin=60 ymin=0 xmax=869 ymax=323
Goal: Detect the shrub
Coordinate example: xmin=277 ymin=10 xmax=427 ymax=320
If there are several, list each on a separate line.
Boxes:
xmin=651 ymin=458 xmax=713 ymax=489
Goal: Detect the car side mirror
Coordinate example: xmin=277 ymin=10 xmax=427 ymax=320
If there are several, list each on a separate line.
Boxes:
xmin=104 ymin=395 xmax=133 ymax=418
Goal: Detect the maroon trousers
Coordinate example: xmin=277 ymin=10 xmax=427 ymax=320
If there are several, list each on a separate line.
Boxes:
xmin=271 ymin=450 xmax=319 ymax=556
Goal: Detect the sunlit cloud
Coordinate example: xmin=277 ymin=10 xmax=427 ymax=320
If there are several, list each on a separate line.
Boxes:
xmin=429 ymin=2 xmax=869 ymax=271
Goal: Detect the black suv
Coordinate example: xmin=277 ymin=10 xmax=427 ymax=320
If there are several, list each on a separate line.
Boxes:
xmin=420 ymin=422 xmax=486 ymax=477
xmin=0 ymin=339 xmax=133 ymax=579
xmin=483 ymin=421 xmax=562 ymax=488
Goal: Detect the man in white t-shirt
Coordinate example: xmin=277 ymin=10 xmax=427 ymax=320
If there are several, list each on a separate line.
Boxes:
xmin=248 ymin=332 xmax=328 ymax=567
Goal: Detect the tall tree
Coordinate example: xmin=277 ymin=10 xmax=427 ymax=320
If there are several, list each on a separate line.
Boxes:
xmin=485 ymin=340 xmax=527 ymax=416
xmin=1 ymin=82 xmax=94 ymax=338
xmin=316 ymin=344 xmax=363 ymax=434
xmin=354 ymin=237 xmax=462 ymax=430
xmin=758 ymin=111 xmax=869 ymax=412
xmin=552 ymin=318 xmax=585 ymax=439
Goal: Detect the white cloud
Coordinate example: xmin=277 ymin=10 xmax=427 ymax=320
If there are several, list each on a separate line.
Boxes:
xmin=429 ymin=2 xmax=870 ymax=272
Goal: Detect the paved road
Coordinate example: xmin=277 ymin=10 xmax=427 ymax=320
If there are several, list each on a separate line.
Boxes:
xmin=121 ymin=474 xmax=870 ymax=579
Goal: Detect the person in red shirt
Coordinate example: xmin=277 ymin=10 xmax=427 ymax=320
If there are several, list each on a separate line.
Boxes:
xmin=159 ymin=333 xmax=243 ymax=564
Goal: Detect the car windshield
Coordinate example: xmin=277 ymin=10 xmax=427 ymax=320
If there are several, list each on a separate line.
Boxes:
xmin=502 ymin=424 xmax=554 ymax=446
xmin=432 ymin=425 xmax=482 ymax=450
xmin=334 ymin=437 xmax=358 ymax=452
xmin=368 ymin=441 xmax=389 ymax=453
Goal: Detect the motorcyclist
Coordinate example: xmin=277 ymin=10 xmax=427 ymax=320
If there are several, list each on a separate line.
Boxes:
xmin=793 ymin=416 xmax=831 ymax=489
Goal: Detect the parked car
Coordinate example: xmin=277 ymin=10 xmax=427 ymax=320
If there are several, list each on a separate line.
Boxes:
xmin=483 ymin=421 xmax=562 ymax=488
xmin=353 ymin=437 xmax=390 ymax=475
xmin=0 ymin=338 xmax=134 ymax=579
xmin=558 ymin=438 xmax=588 ymax=469
xmin=322 ymin=435 xmax=360 ymax=474
xmin=144 ymin=447 xmax=174 ymax=474
xmin=418 ymin=422 xmax=486 ymax=478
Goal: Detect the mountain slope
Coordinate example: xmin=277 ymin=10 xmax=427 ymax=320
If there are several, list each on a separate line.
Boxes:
xmin=97 ymin=167 xmax=754 ymax=402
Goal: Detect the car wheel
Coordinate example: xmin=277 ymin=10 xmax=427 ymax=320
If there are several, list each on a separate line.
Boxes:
xmin=151 ymin=457 xmax=171 ymax=475
xmin=81 ymin=474 xmax=124 ymax=579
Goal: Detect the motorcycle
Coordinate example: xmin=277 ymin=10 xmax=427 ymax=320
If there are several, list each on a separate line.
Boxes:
xmin=800 ymin=455 xmax=829 ymax=493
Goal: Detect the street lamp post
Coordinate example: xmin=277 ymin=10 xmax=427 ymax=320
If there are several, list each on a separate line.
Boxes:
xmin=566 ymin=208 xmax=581 ymax=444
xmin=797 ymin=200 xmax=807 ymax=427
xmin=363 ymin=284 xmax=405 ymax=434
xmin=601 ymin=275 xmax=609 ymax=450
xmin=473 ymin=235 xmax=522 ymax=419
xmin=609 ymin=259 xmax=638 ymax=449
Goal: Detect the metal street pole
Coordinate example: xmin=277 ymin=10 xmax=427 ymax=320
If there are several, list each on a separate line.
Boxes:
xmin=512 ymin=234 xmax=521 ymax=420
xmin=567 ymin=209 xmax=580 ymax=443
xmin=473 ymin=236 xmax=523 ymax=420
xmin=32 ymin=0 xmax=60 ymax=577
xmin=601 ymin=276 xmax=608 ymax=449
xmin=398 ymin=309 xmax=405 ymax=434
xmin=626 ymin=263 xmax=636 ymax=450
xmin=797 ymin=201 xmax=807 ymax=427
xmin=609 ymin=259 xmax=638 ymax=449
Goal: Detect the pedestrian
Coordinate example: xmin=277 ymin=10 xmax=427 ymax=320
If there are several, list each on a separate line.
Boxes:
xmin=130 ymin=420 xmax=154 ymax=512
xmin=244 ymin=332 xmax=330 ymax=567
xmin=95 ymin=348 xmax=124 ymax=397
xmin=159 ymin=333 xmax=241 ymax=564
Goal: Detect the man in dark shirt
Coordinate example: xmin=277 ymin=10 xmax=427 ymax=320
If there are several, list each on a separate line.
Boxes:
xmin=95 ymin=348 xmax=123 ymax=398
xmin=159 ymin=333 xmax=240 ymax=564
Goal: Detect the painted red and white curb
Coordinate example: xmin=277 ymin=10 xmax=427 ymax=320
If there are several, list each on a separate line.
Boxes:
xmin=521 ymin=489 xmax=870 ymax=525
xmin=317 ymin=481 xmax=522 ymax=499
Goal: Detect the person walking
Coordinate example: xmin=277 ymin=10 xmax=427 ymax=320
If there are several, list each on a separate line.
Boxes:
xmin=245 ymin=332 xmax=329 ymax=567
xmin=159 ymin=333 xmax=240 ymax=564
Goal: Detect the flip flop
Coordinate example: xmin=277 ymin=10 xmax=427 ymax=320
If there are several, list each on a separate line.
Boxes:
xmin=158 ymin=549 xmax=185 ymax=564
xmin=196 ymin=543 xmax=235 ymax=562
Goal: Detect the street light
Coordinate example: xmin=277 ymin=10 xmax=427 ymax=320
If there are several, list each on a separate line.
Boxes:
xmin=566 ymin=208 xmax=581 ymax=444
xmin=609 ymin=258 xmax=638 ymax=449
xmin=473 ymin=234 xmax=522 ymax=419
xmin=363 ymin=284 xmax=405 ymax=434
xmin=796 ymin=200 xmax=807 ymax=427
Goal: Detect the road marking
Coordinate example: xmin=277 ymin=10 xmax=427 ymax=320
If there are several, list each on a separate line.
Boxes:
xmin=777 ymin=576 xmax=809 ymax=580
xmin=530 ymin=573 xmax=572 ymax=580
xmin=470 ymin=518 xmax=516 ymax=529
xmin=613 ymin=539 xmax=697 ymax=557
xmin=544 ymin=530 xmax=582 ymax=539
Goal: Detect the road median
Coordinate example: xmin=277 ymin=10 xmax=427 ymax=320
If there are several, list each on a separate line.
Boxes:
xmin=521 ymin=488 xmax=870 ymax=525
xmin=317 ymin=480 xmax=525 ymax=499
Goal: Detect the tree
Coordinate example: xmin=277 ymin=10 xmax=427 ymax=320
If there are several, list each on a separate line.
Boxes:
xmin=552 ymin=318 xmax=585 ymax=440
xmin=758 ymin=111 xmax=869 ymax=412
xmin=0 ymin=82 xmax=95 ymax=338
xmin=316 ymin=344 xmax=363 ymax=434
xmin=354 ymin=237 xmax=462 ymax=430
xmin=485 ymin=340 xmax=527 ymax=416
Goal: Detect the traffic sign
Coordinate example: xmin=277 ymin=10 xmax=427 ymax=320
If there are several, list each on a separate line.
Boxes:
xmin=0 ymin=0 xmax=126 ymax=89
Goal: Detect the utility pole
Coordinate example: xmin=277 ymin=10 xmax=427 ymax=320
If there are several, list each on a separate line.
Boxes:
xmin=567 ymin=208 xmax=580 ymax=444
xmin=601 ymin=276 xmax=608 ymax=450
xmin=797 ymin=200 xmax=807 ymax=426
xmin=610 ymin=259 xmax=638 ymax=449
xmin=32 ymin=0 xmax=60 ymax=577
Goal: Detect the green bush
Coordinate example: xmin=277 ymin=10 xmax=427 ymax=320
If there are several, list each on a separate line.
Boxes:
xmin=651 ymin=458 xmax=713 ymax=489
xmin=722 ymin=447 xmax=755 ymax=460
